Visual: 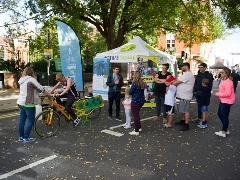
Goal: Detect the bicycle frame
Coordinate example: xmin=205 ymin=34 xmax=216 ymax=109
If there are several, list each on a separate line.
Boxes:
xmin=43 ymin=95 xmax=104 ymax=125
xmin=34 ymin=95 xmax=104 ymax=138
xmin=51 ymin=100 xmax=71 ymax=121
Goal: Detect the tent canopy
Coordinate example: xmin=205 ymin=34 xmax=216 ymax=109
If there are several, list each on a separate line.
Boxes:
xmin=95 ymin=36 xmax=173 ymax=64
xmin=210 ymin=62 xmax=227 ymax=69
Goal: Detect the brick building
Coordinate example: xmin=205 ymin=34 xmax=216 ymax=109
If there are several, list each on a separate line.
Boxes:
xmin=157 ymin=32 xmax=213 ymax=75
xmin=0 ymin=36 xmax=29 ymax=63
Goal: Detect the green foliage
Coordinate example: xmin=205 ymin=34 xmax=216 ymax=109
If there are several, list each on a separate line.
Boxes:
xmin=30 ymin=59 xmax=56 ymax=72
xmin=2 ymin=0 xmax=231 ymax=67
xmin=0 ymin=59 xmax=28 ymax=72
xmin=211 ymin=0 xmax=240 ymax=28
xmin=23 ymin=0 xmax=226 ymax=50
xmin=175 ymin=2 xmax=226 ymax=47
xmin=28 ymin=17 xmax=107 ymax=72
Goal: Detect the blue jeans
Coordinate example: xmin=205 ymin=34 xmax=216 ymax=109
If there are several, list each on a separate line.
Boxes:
xmin=201 ymin=105 xmax=208 ymax=112
xmin=124 ymin=109 xmax=131 ymax=126
xmin=217 ymin=102 xmax=232 ymax=132
xmin=195 ymin=95 xmax=202 ymax=119
xmin=18 ymin=105 xmax=36 ymax=139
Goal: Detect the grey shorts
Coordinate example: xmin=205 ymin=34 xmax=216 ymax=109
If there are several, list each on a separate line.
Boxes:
xmin=179 ymin=99 xmax=191 ymax=113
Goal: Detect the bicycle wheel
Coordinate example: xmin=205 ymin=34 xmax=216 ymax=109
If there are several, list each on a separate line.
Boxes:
xmin=87 ymin=107 xmax=101 ymax=119
xmin=34 ymin=110 xmax=60 ymax=138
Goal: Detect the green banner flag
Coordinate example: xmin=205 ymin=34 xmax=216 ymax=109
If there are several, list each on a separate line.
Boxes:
xmin=54 ymin=57 xmax=61 ymax=71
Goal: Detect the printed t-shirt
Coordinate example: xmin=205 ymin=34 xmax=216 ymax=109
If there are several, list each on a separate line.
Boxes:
xmin=176 ymin=71 xmax=195 ymax=100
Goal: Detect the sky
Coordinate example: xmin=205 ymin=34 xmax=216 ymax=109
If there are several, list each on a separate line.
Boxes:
xmin=0 ymin=9 xmax=240 ymax=66
xmin=212 ymin=29 xmax=240 ymax=66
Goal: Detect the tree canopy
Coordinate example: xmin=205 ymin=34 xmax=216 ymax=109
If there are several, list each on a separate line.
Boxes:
xmin=2 ymin=0 xmax=239 ymax=51
xmin=18 ymin=0 xmax=225 ymax=50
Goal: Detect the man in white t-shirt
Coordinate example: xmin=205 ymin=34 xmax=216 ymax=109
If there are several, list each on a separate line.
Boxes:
xmin=173 ymin=62 xmax=195 ymax=131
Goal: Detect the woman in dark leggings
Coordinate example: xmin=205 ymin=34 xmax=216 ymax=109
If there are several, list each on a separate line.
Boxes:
xmin=153 ymin=63 xmax=171 ymax=123
xmin=129 ymin=71 xmax=146 ymax=135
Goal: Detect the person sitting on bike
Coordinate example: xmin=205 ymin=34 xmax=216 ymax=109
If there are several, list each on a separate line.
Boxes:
xmin=50 ymin=72 xmax=80 ymax=127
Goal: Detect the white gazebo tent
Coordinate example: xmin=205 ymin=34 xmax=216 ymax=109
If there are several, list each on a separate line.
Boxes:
xmin=94 ymin=36 xmax=177 ymax=107
xmin=96 ymin=36 xmax=173 ymax=64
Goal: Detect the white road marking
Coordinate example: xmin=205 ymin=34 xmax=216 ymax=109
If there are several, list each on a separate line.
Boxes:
xmin=109 ymin=116 xmax=156 ymax=130
xmin=0 ymin=155 xmax=57 ymax=179
xmin=101 ymin=129 xmax=124 ymax=137
xmin=0 ymin=112 xmax=19 ymax=119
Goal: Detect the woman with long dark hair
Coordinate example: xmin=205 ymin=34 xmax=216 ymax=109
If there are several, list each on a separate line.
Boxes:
xmin=214 ymin=68 xmax=235 ymax=137
xmin=129 ymin=71 xmax=146 ymax=135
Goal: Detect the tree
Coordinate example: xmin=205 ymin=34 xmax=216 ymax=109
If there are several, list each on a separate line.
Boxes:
xmin=174 ymin=1 xmax=225 ymax=46
xmin=211 ymin=0 xmax=240 ymax=28
xmin=24 ymin=0 xmax=225 ymax=50
xmin=0 ymin=0 xmax=17 ymax=13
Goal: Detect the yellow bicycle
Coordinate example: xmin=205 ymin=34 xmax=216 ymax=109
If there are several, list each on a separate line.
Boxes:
xmin=34 ymin=95 xmax=104 ymax=138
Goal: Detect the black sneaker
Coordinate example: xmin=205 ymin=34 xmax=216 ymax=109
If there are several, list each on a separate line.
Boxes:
xmin=174 ymin=120 xmax=185 ymax=125
xmin=180 ymin=124 xmax=189 ymax=131
xmin=116 ymin=117 xmax=122 ymax=121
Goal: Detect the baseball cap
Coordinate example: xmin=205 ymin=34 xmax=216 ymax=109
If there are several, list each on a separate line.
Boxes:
xmin=166 ymin=76 xmax=176 ymax=83
xmin=180 ymin=62 xmax=190 ymax=68
xmin=198 ymin=63 xmax=207 ymax=68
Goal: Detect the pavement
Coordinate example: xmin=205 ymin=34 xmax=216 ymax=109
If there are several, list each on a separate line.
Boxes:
xmin=0 ymin=80 xmax=240 ymax=179
xmin=0 ymin=82 xmax=92 ymax=113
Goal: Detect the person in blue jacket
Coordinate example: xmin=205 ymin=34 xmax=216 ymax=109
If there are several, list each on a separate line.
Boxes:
xmin=106 ymin=66 xmax=124 ymax=120
xmin=197 ymin=78 xmax=211 ymax=129
xmin=129 ymin=71 xmax=146 ymax=135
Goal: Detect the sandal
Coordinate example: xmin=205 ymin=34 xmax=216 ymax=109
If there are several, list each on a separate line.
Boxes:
xmin=153 ymin=117 xmax=159 ymax=121
xmin=162 ymin=118 xmax=167 ymax=124
xmin=163 ymin=124 xmax=172 ymax=128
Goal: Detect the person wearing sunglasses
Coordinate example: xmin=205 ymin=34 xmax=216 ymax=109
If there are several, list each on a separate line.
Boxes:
xmin=214 ymin=68 xmax=235 ymax=137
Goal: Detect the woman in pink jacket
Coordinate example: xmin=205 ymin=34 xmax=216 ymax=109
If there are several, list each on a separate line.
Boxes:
xmin=214 ymin=68 xmax=235 ymax=137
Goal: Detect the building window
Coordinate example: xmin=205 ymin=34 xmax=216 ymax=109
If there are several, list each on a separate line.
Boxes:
xmin=0 ymin=46 xmax=4 ymax=60
xmin=166 ymin=33 xmax=175 ymax=48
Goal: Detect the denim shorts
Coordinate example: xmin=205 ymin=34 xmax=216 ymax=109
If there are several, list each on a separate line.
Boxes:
xmin=201 ymin=105 xmax=208 ymax=112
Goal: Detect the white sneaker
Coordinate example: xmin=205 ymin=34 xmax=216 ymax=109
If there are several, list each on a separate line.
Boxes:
xmin=124 ymin=125 xmax=131 ymax=129
xmin=215 ymin=131 xmax=226 ymax=137
xmin=73 ymin=118 xmax=81 ymax=127
xmin=226 ymin=131 xmax=230 ymax=135
xmin=139 ymin=128 xmax=142 ymax=132
xmin=122 ymin=123 xmax=127 ymax=127
xmin=129 ymin=131 xmax=139 ymax=135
